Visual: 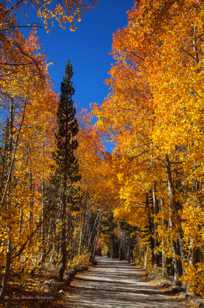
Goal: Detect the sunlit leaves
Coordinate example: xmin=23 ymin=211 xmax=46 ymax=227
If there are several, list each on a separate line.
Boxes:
xmin=93 ymin=0 xmax=204 ymax=295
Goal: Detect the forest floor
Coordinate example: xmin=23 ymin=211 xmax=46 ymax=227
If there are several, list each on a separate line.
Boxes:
xmin=53 ymin=257 xmax=187 ymax=308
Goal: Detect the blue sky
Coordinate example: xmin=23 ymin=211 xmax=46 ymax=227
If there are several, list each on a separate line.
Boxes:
xmin=37 ymin=0 xmax=134 ymax=112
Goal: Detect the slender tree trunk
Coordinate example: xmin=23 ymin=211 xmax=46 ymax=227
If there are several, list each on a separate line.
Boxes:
xmin=165 ymin=155 xmax=183 ymax=284
xmin=152 ymin=182 xmax=160 ymax=268
xmin=0 ymin=229 xmax=12 ymax=299
xmin=0 ymin=99 xmax=15 ymax=298
xmin=90 ymin=213 xmax=101 ymax=263
xmin=41 ymin=180 xmax=46 ymax=265
xmin=1 ymin=100 xmax=27 ymax=207
xmin=158 ymin=198 xmax=167 ymax=277
xmin=19 ymin=207 xmax=23 ymax=236
xmin=144 ymin=246 xmax=149 ymax=270
xmin=78 ymin=209 xmax=86 ymax=255
xmin=29 ymin=170 xmax=34 ymax=243
xmin=88 ymin=212 xmax=100 ymax=250
xmin=59 ymin=182 xmax=67 ymax=280
xmin=78 ymin=213 xmax=83 ymax=256
xmin=145 ymin=193 xmax=155 ymax=266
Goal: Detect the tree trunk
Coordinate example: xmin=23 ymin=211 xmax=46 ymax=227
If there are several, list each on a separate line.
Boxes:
xmin=165 ymin=155 xmax=183 ymax=284
xmin=59 ymin=185 xmax=67 ymax=281
xmin=0 ymin=229 xmax=12 ymax=299
xmin=159 ymin=198 xmax=167 ymax=277
xmin=145 ymin=193 xmax=155 ymax=267
xmin=152 ymin=182 xmax=160 ymax=268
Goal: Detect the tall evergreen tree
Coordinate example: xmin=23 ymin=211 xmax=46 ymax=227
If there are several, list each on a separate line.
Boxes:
xmin=55 ymin=62 xmax=80 ymax=280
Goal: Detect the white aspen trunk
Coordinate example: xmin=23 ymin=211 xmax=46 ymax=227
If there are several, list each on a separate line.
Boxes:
xmin=144 ymin=247 xmax=149 ymax=270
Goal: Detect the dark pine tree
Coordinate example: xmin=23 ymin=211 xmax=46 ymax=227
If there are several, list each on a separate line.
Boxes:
xmin=56 ymin=62 xmax=81 ymax=280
